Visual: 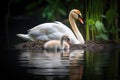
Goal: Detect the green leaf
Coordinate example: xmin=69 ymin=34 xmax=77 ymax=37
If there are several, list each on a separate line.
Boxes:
xmin=95 ymin=20 xmax=107 ymax=34
xmin=96 ymin=34 xmax=108 ymax=40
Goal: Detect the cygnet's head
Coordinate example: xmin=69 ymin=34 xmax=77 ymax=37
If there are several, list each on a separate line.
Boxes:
xmin=61 ymin=35 xmax=70 ymax=44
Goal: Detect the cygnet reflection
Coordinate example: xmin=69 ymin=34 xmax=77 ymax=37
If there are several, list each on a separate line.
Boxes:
xmin=19 ymin=49 xmax=84 ymax=76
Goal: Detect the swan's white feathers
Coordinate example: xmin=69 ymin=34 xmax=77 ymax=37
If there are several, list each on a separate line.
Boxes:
xmin=26 ymin=21 xmax=78 ymax=43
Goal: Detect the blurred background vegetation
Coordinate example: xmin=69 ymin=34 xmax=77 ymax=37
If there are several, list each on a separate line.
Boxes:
xmin=0 ymin=0 xmax=119 ymax=49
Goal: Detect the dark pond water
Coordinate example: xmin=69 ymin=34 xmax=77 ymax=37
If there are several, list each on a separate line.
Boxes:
xmin=1 ymin=48 xmax=120 ymax=80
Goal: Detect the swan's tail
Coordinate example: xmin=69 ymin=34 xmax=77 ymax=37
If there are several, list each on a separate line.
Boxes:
xmin=17 ymin=34 xmax=33 ymax=41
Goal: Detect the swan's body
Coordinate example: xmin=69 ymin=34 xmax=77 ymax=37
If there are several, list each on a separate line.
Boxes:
xmin=17 ymin=9 xmax=85 ymax=44
xmin=44 ymin=35 xmax=70 ymax=50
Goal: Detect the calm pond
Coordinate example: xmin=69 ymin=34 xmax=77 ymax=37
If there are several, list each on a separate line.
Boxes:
xmin=1 ymin=48 xmax=119 ymax=80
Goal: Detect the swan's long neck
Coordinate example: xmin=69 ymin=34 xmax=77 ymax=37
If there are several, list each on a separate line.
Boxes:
xmin=69 ymin=13 xmax=85 ymax=44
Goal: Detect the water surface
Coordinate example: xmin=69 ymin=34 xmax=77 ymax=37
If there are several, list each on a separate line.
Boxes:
xmin=1 ymin=48 xmax=119 ymax=80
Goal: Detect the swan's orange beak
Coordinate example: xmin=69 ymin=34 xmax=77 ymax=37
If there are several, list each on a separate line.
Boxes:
xmin=78 ymin=18 xmax=84 ymax=24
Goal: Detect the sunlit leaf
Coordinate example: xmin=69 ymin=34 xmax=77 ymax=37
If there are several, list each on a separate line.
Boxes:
xmin=95 ymin=20 xmax=107 ymax=34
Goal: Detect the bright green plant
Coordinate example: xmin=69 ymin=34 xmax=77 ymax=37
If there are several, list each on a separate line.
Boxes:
xmin=95 ymin=20 xmax=108 ymax=40
xmin=85 ymin=0 xmax=108 ymax=41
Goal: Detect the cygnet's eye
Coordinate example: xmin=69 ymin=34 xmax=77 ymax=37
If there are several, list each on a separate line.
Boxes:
xmin=66 ymin=38 xmax=70 ymax=41
xmin=65 ymin=38 xmax=68 ymax=41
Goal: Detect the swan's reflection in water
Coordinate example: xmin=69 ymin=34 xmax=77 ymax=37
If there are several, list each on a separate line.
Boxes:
xmin=19 ymin=49 xmax=84 ymax=80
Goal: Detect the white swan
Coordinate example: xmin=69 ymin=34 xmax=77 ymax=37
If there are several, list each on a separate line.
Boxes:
xmin=17 ymin=9 xmax=85 ymax=44
xmin=44 ymin=35 xmax=70 ymax=50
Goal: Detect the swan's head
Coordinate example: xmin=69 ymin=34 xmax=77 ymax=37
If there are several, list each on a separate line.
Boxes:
xmin=70 ymin=9 xmax=84 ymax=24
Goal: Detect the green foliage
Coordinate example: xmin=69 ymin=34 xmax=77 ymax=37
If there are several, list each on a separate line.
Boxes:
xmin=87 ymin=19 xmax=95 ymax=26
xmin=86 ymin=19 xmax=108 ymax=40
xmin=12 ymin=0 xmax=85 ymax=22
xmin=106 ymin=9 xmax=117 ymax=24
xmin=95 ymin=20 xmax=107 ymax=33
xmin=95 ymin=20 xmax=108 ymax=40
xmin=85 ymin=0 xmax=105 ymax=41
xmin=105 ymin=0 xmax=119 ymax=41
xmin=85 ymin=0 xmax=119 ymax=41
xmin=42 ymin=0 xmax=67 ymax=20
